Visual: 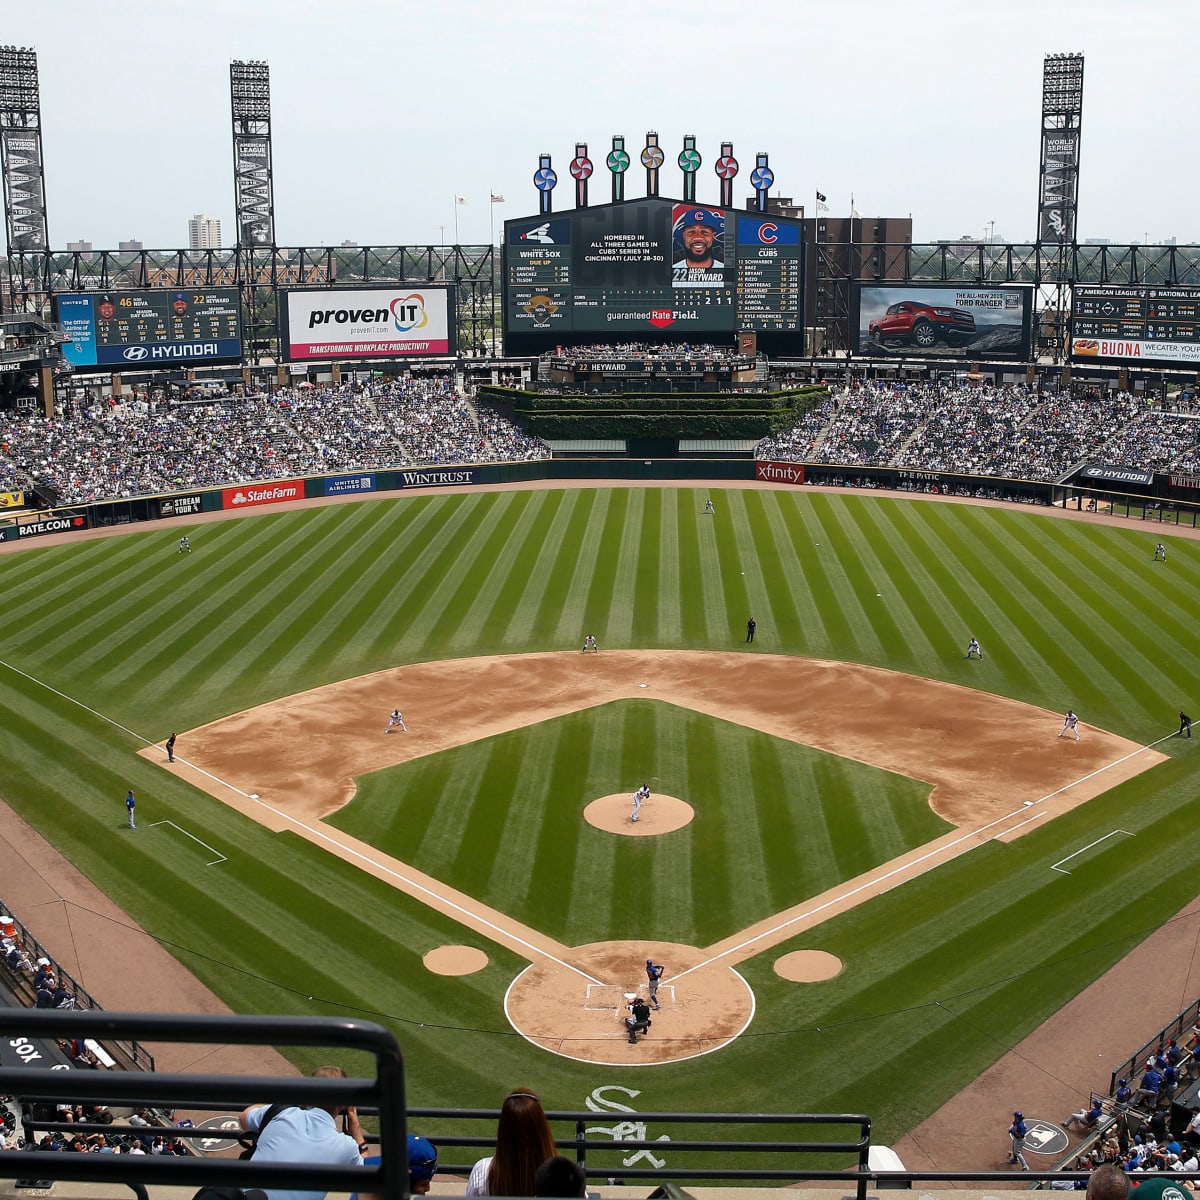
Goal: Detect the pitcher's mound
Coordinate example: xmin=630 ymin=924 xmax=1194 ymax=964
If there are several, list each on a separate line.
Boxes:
xmin=774 ymin=949 xmax=843 ymax=982
xmin=584 ymin=794 xmax=694 ymax=836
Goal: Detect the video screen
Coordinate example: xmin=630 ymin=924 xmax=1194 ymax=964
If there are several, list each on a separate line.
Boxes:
xmin=854 ymin=285 xmax=1032 ymax=360
xmin=55 ymin=289 xmax=242 ymax=368
xmin=503 ymin=198 xmax=803 ymax=354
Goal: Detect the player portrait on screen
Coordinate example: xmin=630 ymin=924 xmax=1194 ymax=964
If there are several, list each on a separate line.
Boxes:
xmin=672 ymin=206 xmax=725 ymax=286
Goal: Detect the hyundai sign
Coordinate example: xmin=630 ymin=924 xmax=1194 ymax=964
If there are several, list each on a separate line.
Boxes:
xmin=54 ymin=290 xmax=243 ymax=368
xmin=281 ymin=286 xmax=455 ymax=362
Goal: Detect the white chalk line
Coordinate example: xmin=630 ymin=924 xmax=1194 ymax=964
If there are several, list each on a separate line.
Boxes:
xmin=0 ymin=655 xmax=603 ymax=987
xmin=1050 ymin=829 xmax=1134 ymax=874
xmin=147 ymin=819 xmax=227 ymax=866
xmin=673 ymin=733 xmax=1174 ymax=983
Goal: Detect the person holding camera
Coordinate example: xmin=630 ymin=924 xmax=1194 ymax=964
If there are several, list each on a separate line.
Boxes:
xmin=241 ymin=1065 xmax=376 ymax=1200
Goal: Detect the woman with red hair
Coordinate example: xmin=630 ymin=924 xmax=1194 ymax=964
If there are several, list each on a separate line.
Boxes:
xmin=466 ymin=1088 xmax=557 ymax=1196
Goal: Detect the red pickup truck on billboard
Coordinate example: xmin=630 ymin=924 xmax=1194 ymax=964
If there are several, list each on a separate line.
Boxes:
xmin=868 ymin=301 xmax=976 ymax=348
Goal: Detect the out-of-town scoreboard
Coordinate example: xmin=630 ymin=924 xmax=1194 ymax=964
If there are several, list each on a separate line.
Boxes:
xmin=1071 ymin=285 xmax=1200 ymax=365
xmin=55 ymin=289 xmax=243 ymax=368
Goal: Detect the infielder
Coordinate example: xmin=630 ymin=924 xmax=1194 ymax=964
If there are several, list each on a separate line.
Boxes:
xmin=645 ymin=959 xmax=665 ymax=1011
xmin=582 ymin=634 xmax=598 ymax=654
xmin=966 ymin=637 xmax=983 ymax=660
xmin=1058 ymin=709 xmax=1080 ymax=741
xmin=385 ymin=709 xmax=407 ymax=733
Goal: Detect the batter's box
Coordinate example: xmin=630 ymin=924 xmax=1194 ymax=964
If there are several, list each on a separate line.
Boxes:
xmin=583 ymin=984 xmax=629 ymax=1011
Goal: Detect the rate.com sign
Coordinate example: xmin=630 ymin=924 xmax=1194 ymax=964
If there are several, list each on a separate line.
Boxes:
xmin=282 ymin=286 xmax=455 ymax=361
xmin=221 ymin=480 xmax=304 ymax=510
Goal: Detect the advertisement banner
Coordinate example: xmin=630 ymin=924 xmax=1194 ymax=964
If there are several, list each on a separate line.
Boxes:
xmin=158 ymin=493 xmax=204 ymax=518
xmin=54 ymin=290 xmax=243 ymax=369
xmin=1071 ymin=337 xmax=1200 ymax=365
xmin=755 ymin=461 xmax=805 ymax=486
xmin=16 ymin=514 xmax=88 ymax=539
xmin=855 ymin=285 xmax=1031 ymax=360
xmin=221 ymin=479 xmax=304 ymax=509
xmin=396 ymin=468 xmax=477 ymax=489
xmin=323 ymin=473 xmax=376 ymax=497
xmin=282 ymin=287 xmax=454 ymax=361
xmin=1077 ymin=464 xmax=1155 ymax=487
xmin=0 ymin=491 xmax=26 ymax=508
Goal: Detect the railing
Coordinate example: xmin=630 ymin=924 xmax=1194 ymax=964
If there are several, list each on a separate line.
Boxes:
xmin=0 ymin=1009 xmax=408 ymax=1197
xmin=1 ymin=898 xmax=155 ymax=1072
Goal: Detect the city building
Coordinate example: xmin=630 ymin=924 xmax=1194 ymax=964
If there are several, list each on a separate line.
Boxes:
xmin=65 ymin=239 xmax=92 ymax=252
xmin=187 ymin=214 xmax=222 ymax=250
xmin=118 ymin=239 xmax=144 ymax=252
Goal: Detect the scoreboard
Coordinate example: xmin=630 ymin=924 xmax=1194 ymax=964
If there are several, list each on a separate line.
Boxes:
xmin=1071 ymin=286 xmax=1200 ymax=365
xmin=503 ymin=198 xmax=804 ymax=353
xmin=56 ymin=289 xmax=243 ymax=369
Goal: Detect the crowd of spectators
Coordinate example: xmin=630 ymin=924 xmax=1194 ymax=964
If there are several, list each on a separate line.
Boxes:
xmin=544 ymin=341 xmax=743 ymax=364
xmin=759 ymin=381 xmax=1200 ymax=484
xmin=0 ymin=376 xmax=549 ymax=507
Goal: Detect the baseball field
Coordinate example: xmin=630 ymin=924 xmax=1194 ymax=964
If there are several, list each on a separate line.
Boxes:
xmin=1 ymin=482 xmax=1198 ymax=1151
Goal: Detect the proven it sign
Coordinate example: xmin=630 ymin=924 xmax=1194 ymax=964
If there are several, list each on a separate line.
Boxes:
xmin=282 ymin=287 xmax=455 ymax=361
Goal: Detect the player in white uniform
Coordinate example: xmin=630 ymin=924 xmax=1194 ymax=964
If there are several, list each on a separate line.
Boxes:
xmin=630 ymin=784 xmax=649 ymax=822
xmin=385 ymin=709 xmax=407 ymax=733
xmin=1058 ymin=709 xmax=1080 ymax=741
xmin=582 ymin=634 xmax=598 ymax=654
xmin=178 ymin=536 xmax=190 ymax=554
xmin=1155 ymin=543 xmax=1167 ymax=561
xmin=704 ymin=499 xmax=715 ymax=514
xmin=966 ymin=637 xmax=982 ymax=659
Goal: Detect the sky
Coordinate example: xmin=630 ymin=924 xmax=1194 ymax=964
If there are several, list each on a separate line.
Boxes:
xmin=3 ymin=0 xmax=1193 ymax=251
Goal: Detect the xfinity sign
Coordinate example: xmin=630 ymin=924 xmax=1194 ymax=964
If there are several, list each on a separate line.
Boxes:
xmin=283 ymin=286 xmax=455 ymax=361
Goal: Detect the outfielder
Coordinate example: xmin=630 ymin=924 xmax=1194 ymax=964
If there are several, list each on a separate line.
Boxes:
xmin=385 ymin=709 xmax=407 ymax=733
xmin=1058 ymin=709 xmax=1080 ymax=741
xmin=1155 ymin=542 xmax=1167 ymax=561
xmin=966 ymin=637 xmax=983 ymax=660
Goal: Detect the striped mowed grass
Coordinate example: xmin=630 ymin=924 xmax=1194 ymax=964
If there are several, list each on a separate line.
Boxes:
xmin=0 ymin=486 xmax=1196 ymax=1141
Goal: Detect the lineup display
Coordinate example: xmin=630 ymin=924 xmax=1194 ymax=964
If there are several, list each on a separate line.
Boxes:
xmin=55 ymin=289 xmax=242 ymax=368
xmin=1071 ymin=286 xmax=1200 ymax=365
xmin=854 ymin=284 xmax=1033 ymax=360
xmin=281 ymin=286 xmax=455 ymax=361
xmin=503 ymin=198 xmax=803 ymax=351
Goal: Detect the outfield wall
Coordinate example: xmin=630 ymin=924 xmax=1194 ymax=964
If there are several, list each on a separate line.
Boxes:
xmin=5 ymin=459 xmax=1200 ymax=542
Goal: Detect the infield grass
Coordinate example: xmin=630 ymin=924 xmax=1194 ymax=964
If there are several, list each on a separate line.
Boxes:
xmin=0 ymin=486 xmax=1197 ymax=1143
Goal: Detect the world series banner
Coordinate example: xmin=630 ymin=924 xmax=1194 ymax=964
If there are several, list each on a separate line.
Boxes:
xmin=1038 ymin=128 xmax=1080 ymax=244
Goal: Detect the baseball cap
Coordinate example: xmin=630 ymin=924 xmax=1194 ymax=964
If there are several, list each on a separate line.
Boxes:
xmin=677 ymin=208 xmax=723 ymax=233
xmin=408 ymin=1135 xmax=438 ymax=1183
xmin=1131 ymin=1179 xmax=1190 ymax=1200
xmin=1013 ymin=1111 xmax=1023 ymax=1119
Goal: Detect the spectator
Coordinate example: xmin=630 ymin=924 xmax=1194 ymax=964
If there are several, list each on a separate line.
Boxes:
xmin=1086 ymin=1163 xmax=1131 ymax=1200
xmin=534 ymin=1155 xmax=587 ymax=1197
xmin=241 ymin=1064 xmax=376 ymax=1200
xmin=466 ymin=1088 xmax=557 ymax=1196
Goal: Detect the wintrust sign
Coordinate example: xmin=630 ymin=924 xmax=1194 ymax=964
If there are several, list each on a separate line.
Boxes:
xmin=284 ymin=287 xmax=454 ymax=361
xmin=221 ymin=480 xmax=304 ymax=510
xmin=755 ymin=460 xmax=805 ymax=485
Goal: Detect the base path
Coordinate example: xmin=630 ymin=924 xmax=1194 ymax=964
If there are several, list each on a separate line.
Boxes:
xmin=141 ymin=650 xmax=1164 ymax=1065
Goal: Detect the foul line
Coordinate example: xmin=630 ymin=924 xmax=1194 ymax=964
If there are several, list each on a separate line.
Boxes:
xmin=673 ymin=732 xmax=1175 ymax=983
xmin=1050 ymin=830 xmax=1134 ymax=874
xmin=147 ymin=820 xmax=227 ymax=866
xmin=0 ymin=655 xmax=603 ymax=987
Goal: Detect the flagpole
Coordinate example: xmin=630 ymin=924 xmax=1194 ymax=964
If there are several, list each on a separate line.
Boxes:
xmin=453 ymin=197 xmax=460 ymax=246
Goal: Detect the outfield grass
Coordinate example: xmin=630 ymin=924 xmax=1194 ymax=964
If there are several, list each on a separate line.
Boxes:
xmin=0 ymin=487 xmax=1196 ymax=1143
